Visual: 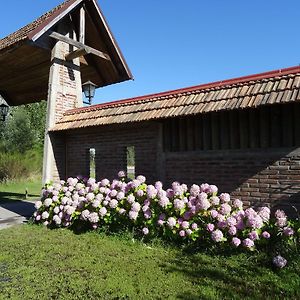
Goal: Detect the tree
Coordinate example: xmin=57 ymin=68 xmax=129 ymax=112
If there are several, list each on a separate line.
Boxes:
xmin=1 ymin=101 xmax=47 ymax=153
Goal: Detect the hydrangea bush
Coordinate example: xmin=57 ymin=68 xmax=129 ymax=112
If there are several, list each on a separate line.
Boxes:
xmin=33 ymin=172 xmax=300 ymax=268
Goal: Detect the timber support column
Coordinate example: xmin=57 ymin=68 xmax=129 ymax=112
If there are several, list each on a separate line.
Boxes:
xmin=42 ymin=24 xmax=83 ymax=184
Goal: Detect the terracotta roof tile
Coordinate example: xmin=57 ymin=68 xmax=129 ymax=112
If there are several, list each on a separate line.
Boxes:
xmin=51 ymin=66 xmax=300 ymax=131
xmin=0 ymin=0 xmax=76 ymax=52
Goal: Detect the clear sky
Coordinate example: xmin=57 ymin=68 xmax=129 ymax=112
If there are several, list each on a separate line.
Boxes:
xmin=1 ymin=0 xmax=300 ymax=105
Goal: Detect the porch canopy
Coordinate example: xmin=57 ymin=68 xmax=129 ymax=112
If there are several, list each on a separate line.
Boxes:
xmin=0 ymin=0 xmax=132 ymax=106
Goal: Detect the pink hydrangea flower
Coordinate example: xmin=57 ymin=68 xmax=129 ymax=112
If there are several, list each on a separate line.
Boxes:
xmin=99 ymin=207 xmax=107 ymax=217
xmin=167 ymin=217 xmax=176 ymax=228
xmin=220 ymin=193 xmax=230 ymax=203
xmin=211 ymin=229 xmax=224 ymax=242
xmin=206 ymin=223 xmax=215 ymax=232
xmin=142 ymin=227 xmax=149 ymax=235
xmin=232 ymin=237 xmax=241 ymax=247
xmin=179 ymin=230 xmax=186 ymax=237
xmin=129 ymin=210 xmax=138 ymax=220
xmin=243 ymin=238 xmax=254 ymax=248
xmin=262 ymin=231 xmax=270 ymax=239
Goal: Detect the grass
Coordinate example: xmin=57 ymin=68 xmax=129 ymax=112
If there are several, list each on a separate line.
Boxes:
xmin=0 ymin=178 xmax=41 ymax=203
xmin=0 ymin=225 xmax=299 ymax=299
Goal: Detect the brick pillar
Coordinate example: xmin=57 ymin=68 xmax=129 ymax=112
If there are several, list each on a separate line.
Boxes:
xmin=42 ymin=22 xmax=83 ymax=184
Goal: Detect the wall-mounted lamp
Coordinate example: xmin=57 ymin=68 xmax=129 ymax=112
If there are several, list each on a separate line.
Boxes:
xmin=0 ymin=103 xmax=9 ymax=121
xmin=82 ymin=81 xmax=97 ymax=105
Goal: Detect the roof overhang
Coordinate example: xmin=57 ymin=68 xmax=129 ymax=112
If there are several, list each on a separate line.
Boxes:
xmin=0 ymin=0 xmax=133 ymax=106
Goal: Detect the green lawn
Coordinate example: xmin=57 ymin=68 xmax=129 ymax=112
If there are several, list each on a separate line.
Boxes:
xmin=0 ymin=225 xmax=299 ymax=300
xmin=0 ymin=178 xmax=41 ymax=203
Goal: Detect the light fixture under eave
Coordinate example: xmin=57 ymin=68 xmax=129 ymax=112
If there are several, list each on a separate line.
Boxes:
xmin=0 ymin=103 xmax=9 ymax=122
xmin=82 ymin=81 xmax=97 ymax=105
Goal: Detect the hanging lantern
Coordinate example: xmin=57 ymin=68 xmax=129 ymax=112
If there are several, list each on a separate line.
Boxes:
xmin=82 ymin=81 xmax=97 ymax=105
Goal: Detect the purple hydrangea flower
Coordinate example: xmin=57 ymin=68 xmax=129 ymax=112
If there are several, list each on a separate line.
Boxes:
xmin=137 ymin=175 xmax=146 ymax=183
xmin=190 ymin=184 xmax=200 ymax=197
xmin=219 ymin=203 xmax=232 ymax=215
xmin=146 ymin=185 xmax=157 ymax=199
xmin=154 ymin=181 xmax=163 ymax=190
xmin=211 ymin=196 xmax=220 ymax=206
xmin=273 ymin=255 xmax=287 ymax=268
xmin=228 ymin=226 xmax=237 ymax=236
xmin=262 ymin=231 xmax=271 ymax=239
xmin=186 ymin=229 xmax=192 ymax=235
xmin=220 ymin=193 xmax=230 ymax=203
xmin=167 ymin=217 xmax=176 ymax=228
xmin=211 ymin=229 xmax=224 ymax=242
xmin=181 ymin=221 xmax=189 ymax=229
xmin=131 ymin=202 xmax=141 ymax=212
xmin=232 ymin=237 xmax=241 ymax=247
xmin=283 ymin=227 xmax=294 ymax=237
xmin=129 ymin=210 xmax=138 ymax=220
xmin=35 ymin=201 xmax=42 ymax=209
xmin=248 ymin=231 xmax=259 ymax=241
xmin=118 ymin=170 xmax=126 ymax=178
xmin=88 ymin=212 xmax=99 ymax=223
xmin=179 ymin=230 xmax=186 ymax=237
xmin=233 ymin=199 xmax=243 ymax=209
xmin=243 ymin=238 xmax=254 ymax=248
xmin=158 ymin=196 xmax=170 ymax=208
xmin=109 ymin=199 xmax=118 ymax=209
xmin=136 ymin=189 xmax=144 ymax=197
xmin=206 ymin=223 xmax=215 ymax=232
xmin=208 ymin=185 xmax=218 ymax=194
xmin=99 ymin=207 xmax=107 ymax=217
xmin=210 ymin=209 xmax=219 ymax=218
xmin=44 ymin=198 xmax=52 ymax=207
xmin=41 ymin=211 xmax=49 ymax=220
xmin=258 ymin=207 xmax=270 ymax=222
xmin=142 ymin=227 xmax=149 ymax=235
xmin=191 ymin=223 xmax=198 ymax=230
xmin=174 ymin=199 xmax=185 ymax=211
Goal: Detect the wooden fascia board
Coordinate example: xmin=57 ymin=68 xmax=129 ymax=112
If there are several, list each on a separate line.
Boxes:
xmin=49 ymin=31 xmax=110 ymax=61
xmin=91 ymin=0 xmax=133 ymax=80
xmin=29 ymin=0 xmax=83 ymax=42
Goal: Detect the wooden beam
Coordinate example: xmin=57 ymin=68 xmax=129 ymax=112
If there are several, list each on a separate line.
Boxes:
xmin=65 ymin=48 xmax=88 ymax=61
xmin=79 ymin=7 xmax=85 ymax=44
xmin=49 ymin=31 xmax=110 ymax=61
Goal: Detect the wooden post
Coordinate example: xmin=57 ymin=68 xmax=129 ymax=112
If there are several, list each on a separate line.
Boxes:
xmin=79 ymin=7 xmax=85 ymax=44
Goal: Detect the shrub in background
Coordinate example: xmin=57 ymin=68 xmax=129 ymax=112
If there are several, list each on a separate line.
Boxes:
xmin=33 ymin=172 xmax=300 ymax=268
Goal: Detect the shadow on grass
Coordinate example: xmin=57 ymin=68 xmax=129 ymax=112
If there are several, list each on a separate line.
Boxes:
xmin=161 ymin=250 xmax=299 ymax=300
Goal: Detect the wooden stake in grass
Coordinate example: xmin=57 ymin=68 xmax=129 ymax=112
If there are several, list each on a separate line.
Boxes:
xmin=25 ymin=188 xmax=28 ymax=199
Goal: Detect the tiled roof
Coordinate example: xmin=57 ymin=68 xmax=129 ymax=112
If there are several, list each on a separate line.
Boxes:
xmin=0 ymin=0 xmax=76 ymax=52
xmin=51 ymin=65 xmax=300 ymax=131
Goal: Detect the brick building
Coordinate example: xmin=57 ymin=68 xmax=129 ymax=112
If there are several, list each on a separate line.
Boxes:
xmin=0 ymin=1 xmax=299 ymax=211
xmin=52 ymin=66 xmax=300 ymax=210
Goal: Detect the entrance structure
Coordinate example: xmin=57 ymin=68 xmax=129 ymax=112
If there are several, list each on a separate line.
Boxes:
xmin=0 ymin=0 xmax=132 ymax=182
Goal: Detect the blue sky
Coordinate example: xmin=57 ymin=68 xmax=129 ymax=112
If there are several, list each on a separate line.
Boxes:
xmin=1 ymin=0 xmax=300 ymax=104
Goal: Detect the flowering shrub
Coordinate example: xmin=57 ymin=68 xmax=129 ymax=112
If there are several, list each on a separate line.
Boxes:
xmin=33 ymin=172 xmax=299 ymax=267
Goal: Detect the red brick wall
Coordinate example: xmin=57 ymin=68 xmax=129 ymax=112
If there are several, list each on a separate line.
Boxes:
xmin=62 ymin=122 xmax=162 ymax=183
xmin=52 ymin=120 xmax=300 ymax=212
xmin=164 ymin=149 xmax=300 ymax=211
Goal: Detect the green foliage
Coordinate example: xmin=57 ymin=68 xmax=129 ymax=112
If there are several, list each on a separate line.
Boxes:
xmin=0 ymin=225 xmax=299 ymax=299
xmin=0 ymin=149 xmax=43 ymax=182
xmin=1 ymin=101 xmax=46 ymax=153
xmin=0 ymin=178 xmax=41 ymax=203
xmin=0 ymin=101 xmax=46 ymax=181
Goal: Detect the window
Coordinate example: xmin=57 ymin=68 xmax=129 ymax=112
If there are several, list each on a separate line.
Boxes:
xmin=88 ymin=148 xmax=96 ymax=178
xmin=126 ymin=146 xmax=135 ymax=179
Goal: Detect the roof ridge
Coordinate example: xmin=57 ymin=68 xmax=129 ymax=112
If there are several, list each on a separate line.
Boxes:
xmin=0 ymin=0 xmax=76 ymax=51
xmin=65 ymin=65 xmax=300 ymax=115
